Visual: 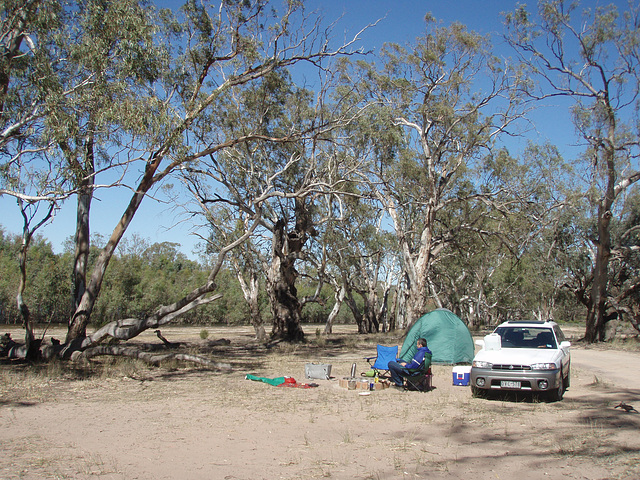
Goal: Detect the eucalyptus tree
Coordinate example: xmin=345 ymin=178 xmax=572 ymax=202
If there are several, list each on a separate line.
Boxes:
xmin=72 ymin=0 xmax=366 ymax=351
xmin=431 ymin=142 xmax=578 ymax=327
xmin=3 ymin=0 xmax=367 ymax=359
xmin=197 ymin=200 xmax=269 ymax=342
xmin=607 ymin=189 xmax=640 ymax=333
xmin=350 ymin=17 xmax=523 ymax=328
xmin=230 ymin=242 xmax=268 ymax=342
xmin=322 ymin=192 xmax=397 ymax=333
xmin=1 ymin=0 xmax=82 ymax=354
xmin=56 ymin=0 xmax=171 ymax=315
xmin=505 ymin=0 xmax=640 ymax=341
xmin=1 ymin=0 xmax=171 ymax=356
xmin=181 ymin=64 xmax=365 ymax=341
xmin=14 ymin=200 xmax=56 ymax=358
xmin=561 ymin=186 xmax=640 ymax=336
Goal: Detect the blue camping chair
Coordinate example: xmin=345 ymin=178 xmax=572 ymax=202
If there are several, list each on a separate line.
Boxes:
xmin=364 ymin=345 xmax=398 ymax=378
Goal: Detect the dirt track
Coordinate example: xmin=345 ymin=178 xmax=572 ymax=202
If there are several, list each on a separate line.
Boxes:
xmin=570 ymin=348 xmax=640 ymax=387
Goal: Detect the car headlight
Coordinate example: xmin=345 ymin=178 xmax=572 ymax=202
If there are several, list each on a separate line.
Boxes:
xmin=472 ymin=360 xmax=492 ymax=368
xmin=531 ymin=363 xmax=557 ymax=370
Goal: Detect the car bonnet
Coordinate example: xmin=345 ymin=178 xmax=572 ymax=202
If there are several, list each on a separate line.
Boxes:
xmin=473 ymin=347 xmax=562 ymax=366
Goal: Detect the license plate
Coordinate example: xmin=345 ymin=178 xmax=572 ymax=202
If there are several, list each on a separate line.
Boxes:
xmin=501 ymin=380 xmax=521 ymax=389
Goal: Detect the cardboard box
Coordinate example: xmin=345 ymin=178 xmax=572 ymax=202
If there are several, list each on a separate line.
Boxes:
xmin=452 ymin=366 xmax=472 ymax=386
xmin=305 ymin=363 xmax=332 ymax=380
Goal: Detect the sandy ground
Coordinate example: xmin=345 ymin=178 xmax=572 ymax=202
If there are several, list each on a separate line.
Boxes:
xmin=1 ymin=325 xmax=639 ymax=480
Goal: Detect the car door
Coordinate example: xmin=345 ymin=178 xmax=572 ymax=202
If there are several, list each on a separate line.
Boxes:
xmin=554 ymin=325 xmax=571 ymax=371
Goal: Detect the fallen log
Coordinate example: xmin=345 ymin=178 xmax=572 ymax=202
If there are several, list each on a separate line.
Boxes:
xmin=70 ymin=345 xmax=232 ymax=371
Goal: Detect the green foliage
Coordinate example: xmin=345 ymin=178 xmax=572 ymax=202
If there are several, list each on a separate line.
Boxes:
xmin=2 ymin=0 xmax=637 ymax=342
xmin=92 ymin=241 xmax=212 ymax=325
xmin=0 ymin=228 xmax=72 ymax=325
xmin=0 ymin=230 xmax=267 ymax=327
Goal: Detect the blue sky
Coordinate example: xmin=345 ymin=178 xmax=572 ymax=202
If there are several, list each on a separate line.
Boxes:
xmin=0 ymin=0 xmax=629 ymax=258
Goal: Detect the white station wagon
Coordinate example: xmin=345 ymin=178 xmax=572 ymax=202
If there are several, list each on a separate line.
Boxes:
xmin=470 ymin=320 xmax=571 ymax=401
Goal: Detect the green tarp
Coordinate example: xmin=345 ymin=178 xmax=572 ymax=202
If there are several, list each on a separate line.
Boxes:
xmin=245 ymin=374 xmax=286 ymax=386
xmin=399 ymin=309 xmax=474 ymax=365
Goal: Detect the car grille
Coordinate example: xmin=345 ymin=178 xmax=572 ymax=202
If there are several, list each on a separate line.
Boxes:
xmin=492 ymin=364 xmax=531 ymax=371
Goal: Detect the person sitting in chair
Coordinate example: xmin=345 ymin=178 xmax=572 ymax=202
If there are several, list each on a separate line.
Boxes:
xmin=388 ymin=338 xmax=431 ymax=387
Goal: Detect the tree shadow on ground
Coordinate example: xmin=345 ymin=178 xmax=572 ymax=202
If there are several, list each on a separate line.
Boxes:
xmin=0 ymin=400 xmax=37 ymax=407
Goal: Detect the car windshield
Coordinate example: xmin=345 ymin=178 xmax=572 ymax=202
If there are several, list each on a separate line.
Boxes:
xmin=494 ymin=326 xmax=557 ymax=349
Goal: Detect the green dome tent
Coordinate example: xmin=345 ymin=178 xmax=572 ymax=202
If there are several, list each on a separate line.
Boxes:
xmin=399 ymin=309 xmax=474 ymax=365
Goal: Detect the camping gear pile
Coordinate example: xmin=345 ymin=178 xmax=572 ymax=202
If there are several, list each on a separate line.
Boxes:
xmin=337 ymin=362 xmax=390 ymax=390
xmin=339 ymin=376 xmax=389 ymax=390
xmin=245 ymin=308 xmax=473 ymax=393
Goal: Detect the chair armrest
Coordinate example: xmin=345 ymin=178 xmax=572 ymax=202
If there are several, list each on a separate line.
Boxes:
xmin=406 ymin=358 xmax=431 ymax=375
xmin=405 ymin=366 xmax=423 ymax=374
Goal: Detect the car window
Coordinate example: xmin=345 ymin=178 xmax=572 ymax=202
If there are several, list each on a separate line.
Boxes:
xmin=495 ymin=327 xmax=557 ymax=349
xmin=554 ymin=325 xmax=566 ymax=343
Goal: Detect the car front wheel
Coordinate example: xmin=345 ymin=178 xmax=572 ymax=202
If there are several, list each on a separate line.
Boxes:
xmin=471 ymin=386 xmax=486 ymax=398
xmin=550 ymin=371 xmax=564 ymax=402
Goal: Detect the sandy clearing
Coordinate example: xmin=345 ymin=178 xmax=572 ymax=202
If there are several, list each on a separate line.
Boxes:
xmin=1 ymin=326 xmax=639 ymax=480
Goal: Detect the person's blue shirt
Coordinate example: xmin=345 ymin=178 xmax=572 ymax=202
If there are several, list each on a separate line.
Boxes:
xmin=404 ymin=345 xmax=431 ymax=369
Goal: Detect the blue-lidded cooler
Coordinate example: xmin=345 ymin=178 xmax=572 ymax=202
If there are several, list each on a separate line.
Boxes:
xmin=452 ymin=366 xmax=472 ymax=386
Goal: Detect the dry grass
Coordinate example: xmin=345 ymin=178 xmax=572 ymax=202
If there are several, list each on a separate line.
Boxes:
xmin=1 ymin=324 xmax=639 ymax=479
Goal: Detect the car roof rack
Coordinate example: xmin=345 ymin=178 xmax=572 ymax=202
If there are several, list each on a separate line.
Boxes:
xmin=504 ymin=320 xmax=546 ymax=324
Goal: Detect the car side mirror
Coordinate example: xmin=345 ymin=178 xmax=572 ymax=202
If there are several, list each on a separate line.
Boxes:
xmin=475 ymin=339 xmax=485 ymax=348
xmin=560 ymin=341 xmax=571 ymax=348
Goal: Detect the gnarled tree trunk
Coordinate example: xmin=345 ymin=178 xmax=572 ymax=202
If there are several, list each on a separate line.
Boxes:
xmin=267 ymin=198 xmax=316 ymax=341
xmin=584 ymin=204 xmax=613 ymax=342
xmin=267 ymin=219 xmax=305 ymax=341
